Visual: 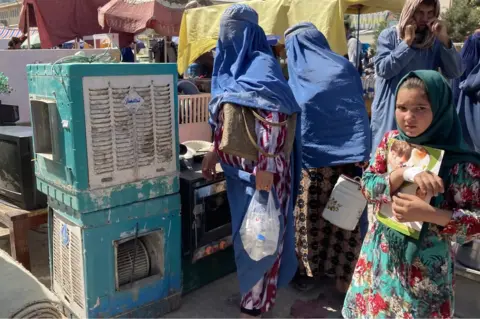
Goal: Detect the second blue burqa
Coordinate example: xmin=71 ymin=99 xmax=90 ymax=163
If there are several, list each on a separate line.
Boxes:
xmin=454 ymin=33 xmax=480 ymax=152
xmin=285 ymin=22 xmax=371 ymax=168
xmin=209 ymin=4 xmax=302 ymax=294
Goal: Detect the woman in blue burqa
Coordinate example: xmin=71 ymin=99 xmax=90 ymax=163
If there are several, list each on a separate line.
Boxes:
xmin=453 ymin=29 xmax=480 ymax=152
xmin=201 ymin=4 xmax=302 ymax=317
xmin=284 ymin=22 xmax=371 ymax=306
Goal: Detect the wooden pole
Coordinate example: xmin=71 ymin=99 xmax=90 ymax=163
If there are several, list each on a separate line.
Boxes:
xmin=163 ymin=36 xmax=167 ymax=63
xmin=134 ymin=41 xmax=137 ymax=62
xmin=26 ymin=5 xmax=31 ymax=49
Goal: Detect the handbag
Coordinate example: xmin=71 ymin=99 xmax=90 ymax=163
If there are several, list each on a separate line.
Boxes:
xmin=322 ymin=174 xmax=367 ymax=231
xmin=219 ymin=103 xmax=297 ymax=161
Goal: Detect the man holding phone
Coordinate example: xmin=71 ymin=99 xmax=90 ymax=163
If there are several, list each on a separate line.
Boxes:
xmin=370 ymin=0 xmax=463 ymax=153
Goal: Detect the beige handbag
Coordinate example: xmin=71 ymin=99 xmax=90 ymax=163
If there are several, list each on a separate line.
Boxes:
xmin=219 ymin=103 xmax=297 ymax=161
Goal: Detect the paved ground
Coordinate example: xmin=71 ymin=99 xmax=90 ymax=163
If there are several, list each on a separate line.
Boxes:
xmin=167 ymin=274 xmax=344 ymax=318
xmin=0 ymin=223 xmax=344 ymax=318
xmin=1 ymin=217 xmax=479 ymax=318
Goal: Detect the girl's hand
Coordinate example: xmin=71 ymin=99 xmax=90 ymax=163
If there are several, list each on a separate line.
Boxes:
xmin=256 ymin=170 xmax=274 ymax=191
xmin=413 ymin=171 xmax=444 ymax=197
xmin=392 ymin=193 xmax=435 ymax=223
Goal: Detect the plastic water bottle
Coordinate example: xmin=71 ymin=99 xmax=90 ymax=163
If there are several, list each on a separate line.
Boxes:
xmin=241 ymin=191 xmax=280 ymax=261
xmin=249 ymin=214 xmax=277 ymax=261
xmin=249 ymin=214 xmax=267 ymax=261
xmin=250 ymin=232 xmax=266 ymax=261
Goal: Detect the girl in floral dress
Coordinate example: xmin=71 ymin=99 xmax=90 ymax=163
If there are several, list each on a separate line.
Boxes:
xmin=343 ymin=70 xmax=480 ymax=318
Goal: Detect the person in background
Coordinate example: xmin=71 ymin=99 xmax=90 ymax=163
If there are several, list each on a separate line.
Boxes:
xmin=185 ymin=51 xmax=214 ymax=78
xmin=284 ymin=23 xmax=371 ymax=304
xmin=343 ymin=70 xmax=480 ymax=318
xmin=201 ymin=4 xmax=302 ymax=318
xmin=152 ymin=38 xmax=178 ymax=63
xmin=453 ymin=30 xmax=480 ymax=152
xmin=8 ymin=35 xmax=26 ymax=50
xmin=370 ymin=0 xmax=463 ymax=154
xmin=344 ymin=21 xmax=362 ymax=73
xmin=121 ymin=41 xmax=135 ymax=62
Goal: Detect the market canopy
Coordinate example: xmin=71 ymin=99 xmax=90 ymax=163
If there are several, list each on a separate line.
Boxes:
xmin=18 ymin=0 xmax=133 ymax=49
xmin=0 ymin=27 xmax=37 ymax=39
xmin=98 ymin=0 xmax=214 ymax=36
xmin=177 ymin=0 xmax=405 ymax=74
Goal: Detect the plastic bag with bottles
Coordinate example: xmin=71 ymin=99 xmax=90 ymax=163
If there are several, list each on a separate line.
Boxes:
xmin=239 ymin=190 xmax=280 ymax=261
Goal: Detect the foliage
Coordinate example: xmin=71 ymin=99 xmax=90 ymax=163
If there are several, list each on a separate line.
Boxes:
xmin=442 ymin=0 xmax=480 ymax=43
xmin=0 ymin=72 xmax=11 ymax=95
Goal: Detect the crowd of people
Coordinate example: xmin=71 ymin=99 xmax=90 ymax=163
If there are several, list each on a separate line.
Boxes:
xmin=201 ymin=0 xmax=480 ymax=318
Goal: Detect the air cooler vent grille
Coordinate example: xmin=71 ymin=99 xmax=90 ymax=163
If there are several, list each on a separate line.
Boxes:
xmin=89 ymin=88 xmax=113 ymax=175
xmin=116 ymin=239 xmax=150 ymax=287
xmin=154 ymin=85 xmax=173 ymax=163
xmin=52 ymin=213 xmax=85 ymax=312
xmin=87 ymin=84 xmax=173 ymax=171
xmin=85 ymin=77 xmax=176 ymax=189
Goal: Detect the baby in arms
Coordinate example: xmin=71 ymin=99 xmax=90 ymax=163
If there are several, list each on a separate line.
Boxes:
xmin=388 ymin=140 xmax=430 ymax=200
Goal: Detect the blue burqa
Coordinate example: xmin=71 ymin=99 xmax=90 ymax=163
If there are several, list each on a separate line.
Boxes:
xmin=209 ymin=4 xmax=302 ymax=294
xmin=370 ymin=27 xmax=463 ymax=152
xmin=454 ymin=33 xmax=480 ymax=152
xmin=285 ymin=22 xmax=371 ymax=168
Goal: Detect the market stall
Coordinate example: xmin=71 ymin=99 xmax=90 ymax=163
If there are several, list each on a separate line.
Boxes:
xmin=0 ymin=26 xmax=37 ymax=40
xmin=0 ymin=27 xmax=38 ymax=49
xmin=176 ymin=0 xmax=404 ymax=118
xmin=98 ymin=0 xmax=214 ymax=64
xmin=176 ymin=0 xmax=404 ymax=75
xmin=98 ymin=0 xmax=209 ymax=36
xmin=18 ymin=0 xmax=133 ymax=49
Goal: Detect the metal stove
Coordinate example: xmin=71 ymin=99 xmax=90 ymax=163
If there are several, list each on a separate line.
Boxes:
xmin=179 ymin=161 xmax=236 ymax=294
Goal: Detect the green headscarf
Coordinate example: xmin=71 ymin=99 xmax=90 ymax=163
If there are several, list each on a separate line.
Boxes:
xmin=379 ymin=70 xmax=480 ymax=276
xmin=395 ymin=70 xmax=480 ymax=179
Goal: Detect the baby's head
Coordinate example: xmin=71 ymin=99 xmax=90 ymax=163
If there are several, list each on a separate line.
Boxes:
xmin=389 ymin=140 xmax=413 ymax=169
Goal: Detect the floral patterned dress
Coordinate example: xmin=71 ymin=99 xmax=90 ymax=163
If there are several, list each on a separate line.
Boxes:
xmin=214 ymin=108 xmax=291 ymax=316
xmin=342 ymin=130 xmax=480 ymax=319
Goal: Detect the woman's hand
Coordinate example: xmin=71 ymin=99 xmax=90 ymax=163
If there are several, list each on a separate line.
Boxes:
xmin=413 ymin=171 xmax=444 ymax=197
xmin=202 ymin=151 xmax=218 ymax=181
xmin=392 ymin=193 xmax=435 ymax=223
xmin=256 ymin=170 xmax=274 ymax=191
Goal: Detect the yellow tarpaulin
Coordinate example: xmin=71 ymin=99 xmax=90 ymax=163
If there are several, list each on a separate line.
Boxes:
xmin=177 ymin=0 xmax=405 ymax=74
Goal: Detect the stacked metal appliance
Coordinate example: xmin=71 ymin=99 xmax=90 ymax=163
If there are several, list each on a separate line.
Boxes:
xmin=27 ymin=63 xmax=181 ymax=318
xmin=178 ymin=141 xmax=236 ymax=293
